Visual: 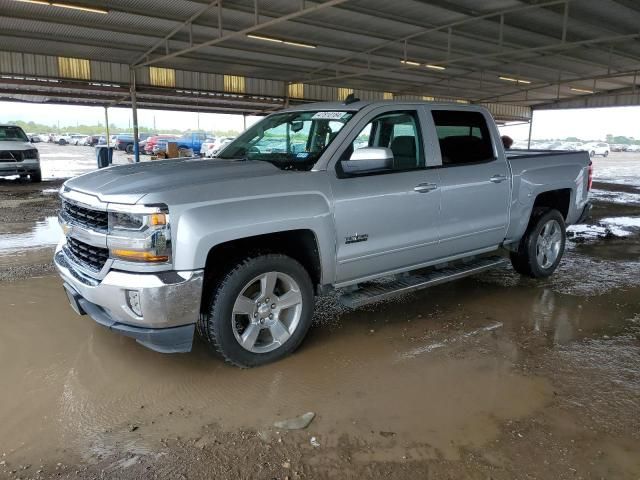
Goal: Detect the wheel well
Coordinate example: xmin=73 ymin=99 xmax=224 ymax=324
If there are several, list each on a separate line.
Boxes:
xmin=533 ymin=189 xmax=571 ymax=219
xmin=201 ymin=230 xmax=322 ymax=312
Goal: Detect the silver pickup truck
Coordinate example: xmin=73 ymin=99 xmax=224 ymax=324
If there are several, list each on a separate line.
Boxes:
xmin=55 ymin=100 xmax=591 ymax=367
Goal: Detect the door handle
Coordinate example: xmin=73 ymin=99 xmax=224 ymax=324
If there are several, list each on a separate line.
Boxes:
xmin=489 ymin=174 xmax=508 ymax=183
xmin=414 ymin=183 xmax=438 ymax=193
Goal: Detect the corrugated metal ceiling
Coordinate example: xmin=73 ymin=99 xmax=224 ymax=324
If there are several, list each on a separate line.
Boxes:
xmin=0 ymin=0 xmax=639 ymax=110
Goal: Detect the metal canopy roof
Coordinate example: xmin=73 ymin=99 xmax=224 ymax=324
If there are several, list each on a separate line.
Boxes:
xmin=1 ymin=0 xmax=640 ymax=117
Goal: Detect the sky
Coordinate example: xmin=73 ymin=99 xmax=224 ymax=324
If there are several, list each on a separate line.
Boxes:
xmin=499 ymin=105 xmax=640 ymax=141
xmin=0 ymin=101 xmax=260 ymax=133
xmin=1 ymin=100 xmax=639 ymax=141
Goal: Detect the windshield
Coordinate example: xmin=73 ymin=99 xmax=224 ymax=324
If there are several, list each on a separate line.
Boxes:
xmin=218 ymin=110 xmax=355 ymax=170
xmin=0 ymin=126 xmax=29 ymax=142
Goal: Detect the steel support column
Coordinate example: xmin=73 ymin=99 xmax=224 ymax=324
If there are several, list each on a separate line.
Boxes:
xmin=527 ymin=114 xmax=534 ymax=149
xmin=104 ymin=106 xmax=110 ymax=149
xmin=130 ymin=68 xmax=140 ymax=163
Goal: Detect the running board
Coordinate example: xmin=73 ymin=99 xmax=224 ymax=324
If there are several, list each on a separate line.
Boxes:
xmin=338 ymin=256 xmax=508 ymax=309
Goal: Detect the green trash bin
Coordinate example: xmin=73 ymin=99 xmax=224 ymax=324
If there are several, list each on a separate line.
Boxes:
xmin=96 ymin=146 xmax=114 ymax=169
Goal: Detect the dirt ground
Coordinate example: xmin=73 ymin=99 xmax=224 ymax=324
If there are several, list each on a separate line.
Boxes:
xmin=0 ymin=146 xmax=639 ymax=479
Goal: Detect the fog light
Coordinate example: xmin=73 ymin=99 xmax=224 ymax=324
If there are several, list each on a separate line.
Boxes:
xmin=126 ymin=290 xmax=142 ymax=317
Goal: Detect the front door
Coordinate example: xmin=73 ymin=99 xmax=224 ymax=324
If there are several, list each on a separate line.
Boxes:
xmin=329 ymin=108 xmax=442 ymax=285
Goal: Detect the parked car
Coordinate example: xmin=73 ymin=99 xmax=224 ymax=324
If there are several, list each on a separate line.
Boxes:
xmin=585 ymin=142 xmax=610 ymax=157
xmin=55 ymin=101 xmax=592 ymax=367
xmin=626 ymin=144 xmax=640 ymax=152
xmin=144 ymin=135 xmax=179 ymax=154
xmin=115 ymin=133 xmax=152 ymax=153
xmin=81 ymin=134 xmax=102 ymax=146
xmin=69 ymin=134 xmax=86 ymax=146
xmin=201 ymin=137 xmax=236 ymax=157
xmin=53 ymin=134 xmax=74 ymax=145
xmin=0 ymin=124 xmax=41 ymax=182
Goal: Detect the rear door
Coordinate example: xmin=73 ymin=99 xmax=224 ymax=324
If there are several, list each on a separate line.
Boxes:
xmin=328 ymin=106 xmax=442 ymax=284
xmin=427 ymin=108 xmax=510 ymax=257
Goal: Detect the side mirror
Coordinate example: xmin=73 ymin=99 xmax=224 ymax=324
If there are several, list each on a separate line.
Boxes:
xmin=342 ymin=147 xmax=393 ymax=174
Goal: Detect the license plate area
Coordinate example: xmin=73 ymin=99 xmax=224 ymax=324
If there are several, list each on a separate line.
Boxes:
xmin=63 ymin=284 xmax=86 ymax=316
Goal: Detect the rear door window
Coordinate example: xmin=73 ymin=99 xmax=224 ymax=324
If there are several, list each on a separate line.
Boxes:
xmin=431 ymin=110 xmax=495 ymax=166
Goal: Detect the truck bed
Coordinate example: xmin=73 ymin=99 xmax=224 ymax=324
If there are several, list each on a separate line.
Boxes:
xmin=506 ymin=148 xmax=587 ymax=160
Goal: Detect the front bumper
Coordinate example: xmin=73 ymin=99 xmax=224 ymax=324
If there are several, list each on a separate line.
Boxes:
xmin=0 ymin=159 xmax=40 ymax=176
xmin=54 ymin=248 xmax=204 ymax=353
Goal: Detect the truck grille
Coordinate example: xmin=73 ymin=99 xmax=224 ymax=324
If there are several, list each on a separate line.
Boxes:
xmin=62 ymin=201 xmax=108 ymax=231
xmin=0 ymin=151 xmax=23 ymax=162
xmin=65 ymin=237 xmax=109 ymax=272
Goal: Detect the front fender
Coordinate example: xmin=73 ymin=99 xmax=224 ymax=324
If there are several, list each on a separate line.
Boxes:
xmin=173 ymin=193 xmax=336 ymax=284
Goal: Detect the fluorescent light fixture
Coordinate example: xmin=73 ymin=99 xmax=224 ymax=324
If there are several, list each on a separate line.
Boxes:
xmin=51 ymin=2 xmax=109 ymax=13
xmin=283 ymin=40 xmax=316 ymax=48
xmin=247 ymin=34 xmax=283 ymax=43
xmin=426 ymin=64 xmax=445 ymax=70
xmin=400 ymin=59 xmax=421 ymax=66
xmin=499 ymin=76 xmax=531 ymax=84
xmin=246 ymin=34 xmax=316 ymax=48
xmin=570 ymin=87 xmax=594 ymax=94
xmin=14 ymin=0 xmax=108 ymax=13
xmin=14 ymin=0 xmax=50 ymax=5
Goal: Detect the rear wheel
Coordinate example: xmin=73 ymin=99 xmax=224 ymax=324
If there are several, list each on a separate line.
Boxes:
xmin=510 ymin=208 xmax=566 ymax=278
xmin=125 ymin=144 xmax=134 ymax=154
xmin=604 ymin=150 xmax=609 ymax=157
xmin=590 ymin=150 xmax=595 ymax=157
xmin=200 ymin=254 xmax=314 ymax=367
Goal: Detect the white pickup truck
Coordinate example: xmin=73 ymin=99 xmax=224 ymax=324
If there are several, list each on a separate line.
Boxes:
xmin=55 ymin=100 xmax=592 ymax=367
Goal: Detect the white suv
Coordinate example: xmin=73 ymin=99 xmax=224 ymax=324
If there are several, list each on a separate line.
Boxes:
xmin=586 ymin=142 xmax=610 ymax=157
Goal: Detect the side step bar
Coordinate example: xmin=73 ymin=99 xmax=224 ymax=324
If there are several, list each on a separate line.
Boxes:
xmin=338 ymin=255 xmax=508 ymax=309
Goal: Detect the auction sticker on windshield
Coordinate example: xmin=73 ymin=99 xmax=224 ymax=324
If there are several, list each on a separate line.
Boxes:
xmin=312 ymin=111 xmax=348 ymax=120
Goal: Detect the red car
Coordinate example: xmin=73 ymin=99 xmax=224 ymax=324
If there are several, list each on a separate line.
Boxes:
xmin=145 ymin=134 xmax=179 ymax=154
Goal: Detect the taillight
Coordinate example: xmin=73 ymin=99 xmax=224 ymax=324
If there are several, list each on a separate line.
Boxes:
xmin=588 ymin=161 xmax=593 ymax=191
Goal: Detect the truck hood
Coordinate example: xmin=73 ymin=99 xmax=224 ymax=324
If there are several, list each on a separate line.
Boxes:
xmin=0 ymin=140 xmax=34 ymax=151
xmin=64 ymin=158 xmax=284 ymax=204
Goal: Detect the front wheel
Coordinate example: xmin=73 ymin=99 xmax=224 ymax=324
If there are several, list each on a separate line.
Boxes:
xmin=30 ymin=169 xmax=42 ymax=183
xmin=604 ymin=150 xmax=609 ymax=157
xmin=200 ymin=254 xmax=314 ymax=367
xmin=510 ymin=208 xmax=566 ymax=278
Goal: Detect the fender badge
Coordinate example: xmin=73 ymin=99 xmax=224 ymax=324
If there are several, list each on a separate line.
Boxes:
xmin=345 ymin=233 xmax=368 ymax=244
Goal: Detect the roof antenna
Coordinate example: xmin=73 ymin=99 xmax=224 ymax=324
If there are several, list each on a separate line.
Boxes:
xmin=344 ymin=93 xmax=360 ymax=105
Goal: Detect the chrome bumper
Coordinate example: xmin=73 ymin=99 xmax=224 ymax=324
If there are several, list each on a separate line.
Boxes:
xmin=54 ymin=246 xmax=204 ymax=353
xmin=0 ymin=159 xmax=40 ymax=175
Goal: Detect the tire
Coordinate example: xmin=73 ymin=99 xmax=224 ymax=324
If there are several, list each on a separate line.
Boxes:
xmin=510 ymin=208 xmax=566 ymax=278
xmin=58 ymin=139 xmax=67 ymax=145
xmin=589 ymin=150 xmax=595 ymax=157
xmin=30 ymin=169 xmax=42 ymax=183
xmin=604 ymin=150 xmax=609 ymax=157
xmin=200 ymin=254 xmax=314 ymax=368
xmin=125 ymin=144 xmax=134 ymax=154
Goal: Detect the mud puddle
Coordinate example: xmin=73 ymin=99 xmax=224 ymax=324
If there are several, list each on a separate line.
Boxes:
xmin=1 ymin=272 xmax=639 ymax=471
xmin=0 ymin=216 xmax=61 ymax=251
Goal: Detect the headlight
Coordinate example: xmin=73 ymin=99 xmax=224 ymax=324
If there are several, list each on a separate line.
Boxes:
xmin=107 ymin=204 xmax=171 ymax=263
xmin=23 ymin=149 xmax=39 ymax=160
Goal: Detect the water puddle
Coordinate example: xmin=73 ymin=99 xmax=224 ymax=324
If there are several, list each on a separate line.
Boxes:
xmin=590 ymin=188 xmax=640 ymax=205
xmin=567 ymin=215 xmax=640 ymax=241
xmin=0 ymin=216 xmax=62 ymax=252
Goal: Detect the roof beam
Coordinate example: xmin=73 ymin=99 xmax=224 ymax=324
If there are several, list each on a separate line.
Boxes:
xmin=133 ymin=0 xmax=350 ymax=68
xmin=303 ymin=0 xmax=568 ymax=79
xmin=302 ymin=31 xmax=640 ymax=85
xmin=132 ymin=0 xmax=221 ymax=65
